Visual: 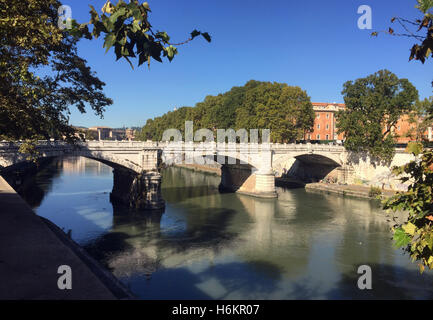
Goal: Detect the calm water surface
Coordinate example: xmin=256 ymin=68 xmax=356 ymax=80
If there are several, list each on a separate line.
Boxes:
xmin=13 ymin=156 xmax=433 ymax=299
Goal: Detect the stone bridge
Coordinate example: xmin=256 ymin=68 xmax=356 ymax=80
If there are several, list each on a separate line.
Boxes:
xmin=1 ymin=140 xmax=408 ymax=209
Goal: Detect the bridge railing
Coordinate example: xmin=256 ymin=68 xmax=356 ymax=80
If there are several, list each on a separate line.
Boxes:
xmin=0 ymin=140 xmax=71 ymax=149
xmin=0 ymin=140 xmax=348 ymax=151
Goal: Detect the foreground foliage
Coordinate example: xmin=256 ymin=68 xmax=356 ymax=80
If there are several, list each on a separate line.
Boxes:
xmin=70 ymin=0 xmax=211 ymax=69
xmin=374 ymin=0 xmax=433 ymax=90
xmin=383 ymin=143 xmax=433 ymax=273
xmin=374 ymin=0 xmax=433 ymax=273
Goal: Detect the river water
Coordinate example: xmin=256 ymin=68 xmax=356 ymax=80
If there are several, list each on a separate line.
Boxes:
xmin=13 ymin=156 xmax=433 ymax=299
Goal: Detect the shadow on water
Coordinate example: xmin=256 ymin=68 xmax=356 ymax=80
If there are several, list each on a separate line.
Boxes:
xmin=1 ymin=157 xmax=62 ymax=208
xmin=125 ymin=259 xmax=285 ymax=300
xmin=85 ymin=202 xmax=242 ymax=278
xmin=159 ymin=206 xmax=238 ymax=250
xmin=325 ymin=264 xmax=433 ymax=300
xmin=82 ymin=204 xmax=165 ymax=270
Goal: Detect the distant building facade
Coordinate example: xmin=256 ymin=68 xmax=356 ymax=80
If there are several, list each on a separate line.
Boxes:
xmin=304 ymin=103 xmax=345 ymax=142
xmin=125 ymin=128 xmax=136 ymax=140
xmin=305 ymin=102 xmax=433 ymax=143
xmin=87 ymin=127 xmax=135 ymax=141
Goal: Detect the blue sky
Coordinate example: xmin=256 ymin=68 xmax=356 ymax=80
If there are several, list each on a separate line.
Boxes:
xmin=66 ymin=0 xmax=433 ymax=128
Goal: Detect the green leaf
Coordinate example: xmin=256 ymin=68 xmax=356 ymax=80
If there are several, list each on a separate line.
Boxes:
xmin=427 ymin=233 xmax=433 ymax=251
xmin=415 ymin=0 xmax=433 ymax=13
xmin=191 ymin=29 xmax=201 ymax=39
xmin=165 ymin=45 xmax=178 ymax=61
xmin=156 ymin=31 xmax=170 ymax=42
xmin=132 ymin=8 xmax=143 ymax=21
xmin=142 ymin=2 xmax=151 ymax=11
xmin=201 ymin=32 xmax=212 ymax=42
xmin=428 ymin=256 xmax=433 ymax=267
xmin=101 ymin=15 xmax=114 ymax=32
xmin=103 ymin=33 xmax=116 ymax=52
xmin=138 ymin=52 xmax=148 ymax=66
xmin=92 ymin=21 xmax=106 ymax=39
xmin=89 ymin=5 xmax=99 ymax=23
xmin=131 ymin=20 xmax=141 ymax=33
xmin=150 ymin=43 xmax=163 ymax=62
xmin=121 ymin=46 xmax=129 ymax=56
xmin=394 ymin=228 xmax=411 ymax=248
xmin=114 ymin=44 xmax=122 ymax=60
xmin=109 ymin=7 xmax=127 ymax=24
xmin=402 ymin=222 xmax=417 ymax=235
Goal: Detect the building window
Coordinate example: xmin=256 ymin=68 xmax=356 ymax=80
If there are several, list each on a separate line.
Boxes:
xmin=326 ymin=113 xmax=330 ymax=119
xmin=317 ymin=134 xmax=320 ymax=140
xmin=317 ymin=124 xmax=320 ymax=129
xmin=316 ymin=114 xmax=320 ymax=118
xmin=326 ymin=124 xmax=329 ymax=130
xmin=326 ymin=134 xmax=329 ymax=140
xmin=308 ymin=134 xmax=311 ymax=140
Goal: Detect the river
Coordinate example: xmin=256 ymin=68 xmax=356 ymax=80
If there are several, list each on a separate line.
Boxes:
xmin=10 ymin=156 xmax=433 ymax=299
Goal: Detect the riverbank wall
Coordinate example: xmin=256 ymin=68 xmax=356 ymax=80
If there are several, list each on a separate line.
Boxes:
xmin=0 ymin=175 xmax=133 ymax=300
xmin=174 ymin=163 xmax=222 ymax=175
xmin=305 ymin=182 xmax=396 ymax=199
xmin=174 ymin=163 xmax=398 ymax=200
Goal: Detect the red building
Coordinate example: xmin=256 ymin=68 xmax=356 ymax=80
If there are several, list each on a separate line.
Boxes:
xmin=305 ymin=102 xmax=433 ymax=143
xmin=304 ymin=103 xmax=345 ymax=142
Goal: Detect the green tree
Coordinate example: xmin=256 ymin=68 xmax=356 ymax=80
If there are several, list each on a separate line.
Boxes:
xmin=240 ymin=83 xmax=314 ymax=143
xmin=336 ymin=70 xmax=418 ymax=163
xmin=0 ymin=0 xmax=112 ymax=149
xmin=406 ymin=98 xmax=433 ymax=141
xmin=137 ymin=80 xmax=315 ymax=143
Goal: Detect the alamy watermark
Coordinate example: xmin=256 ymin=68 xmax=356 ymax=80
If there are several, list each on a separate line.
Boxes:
xmin=57 ymin=265 xmax=72 ymax=290
xmin=358 ymin=5 xmax=372 ymax=30
xmin=357 ymin=265 xmax=372 ymax=290
xmin=58 ymin=5 xmax=72 ymax=30
xmin=160 ymin=121 xmax=271 ymax=166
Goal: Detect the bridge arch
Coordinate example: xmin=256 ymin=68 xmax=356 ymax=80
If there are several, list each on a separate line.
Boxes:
xmin=0 ymin=142 xmax=165 ymax=210
xmin=273 ymin=152 xmax=342 ymax=183
xmin=160 ymin=152 xmax=266 ymax=196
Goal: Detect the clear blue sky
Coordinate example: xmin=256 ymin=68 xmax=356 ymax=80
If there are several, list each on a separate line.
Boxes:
xmin=67 ymin=0 xmax=433 ymax=128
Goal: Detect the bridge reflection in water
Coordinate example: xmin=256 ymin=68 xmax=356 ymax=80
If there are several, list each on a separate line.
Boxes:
xmin=6 ymin=156 xmax=433 ymax=300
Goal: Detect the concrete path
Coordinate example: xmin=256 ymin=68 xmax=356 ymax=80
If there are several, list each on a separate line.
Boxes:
xmin=0 ymin=176 xmax=122 ymax=300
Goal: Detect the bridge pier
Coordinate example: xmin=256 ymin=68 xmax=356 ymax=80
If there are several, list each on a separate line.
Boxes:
xmin=254 ymin=171 xmax=277 ymax=198
xmin=219 ymin=165 xmax=277 ymax=199
xmin=110 ymin=167 xmax=165 ymax=210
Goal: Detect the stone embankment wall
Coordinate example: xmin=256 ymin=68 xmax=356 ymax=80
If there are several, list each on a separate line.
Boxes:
xmin=174 ymin=150 xmax=415 ymax=193
xmin=345 ymin=151 xmax=414 ymax=191
xmin=174 ymin=163 xmax=222 ymax=175
xmin=272 ymin=149 xmax=415 ymax=192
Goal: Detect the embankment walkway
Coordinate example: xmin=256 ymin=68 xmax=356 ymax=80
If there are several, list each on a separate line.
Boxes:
xmin=0 ymin=176 xmax=130 ymax=300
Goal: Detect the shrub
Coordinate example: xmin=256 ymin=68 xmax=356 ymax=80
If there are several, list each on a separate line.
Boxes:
xmin=369 ymin=186 xmax=382 ymax=198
